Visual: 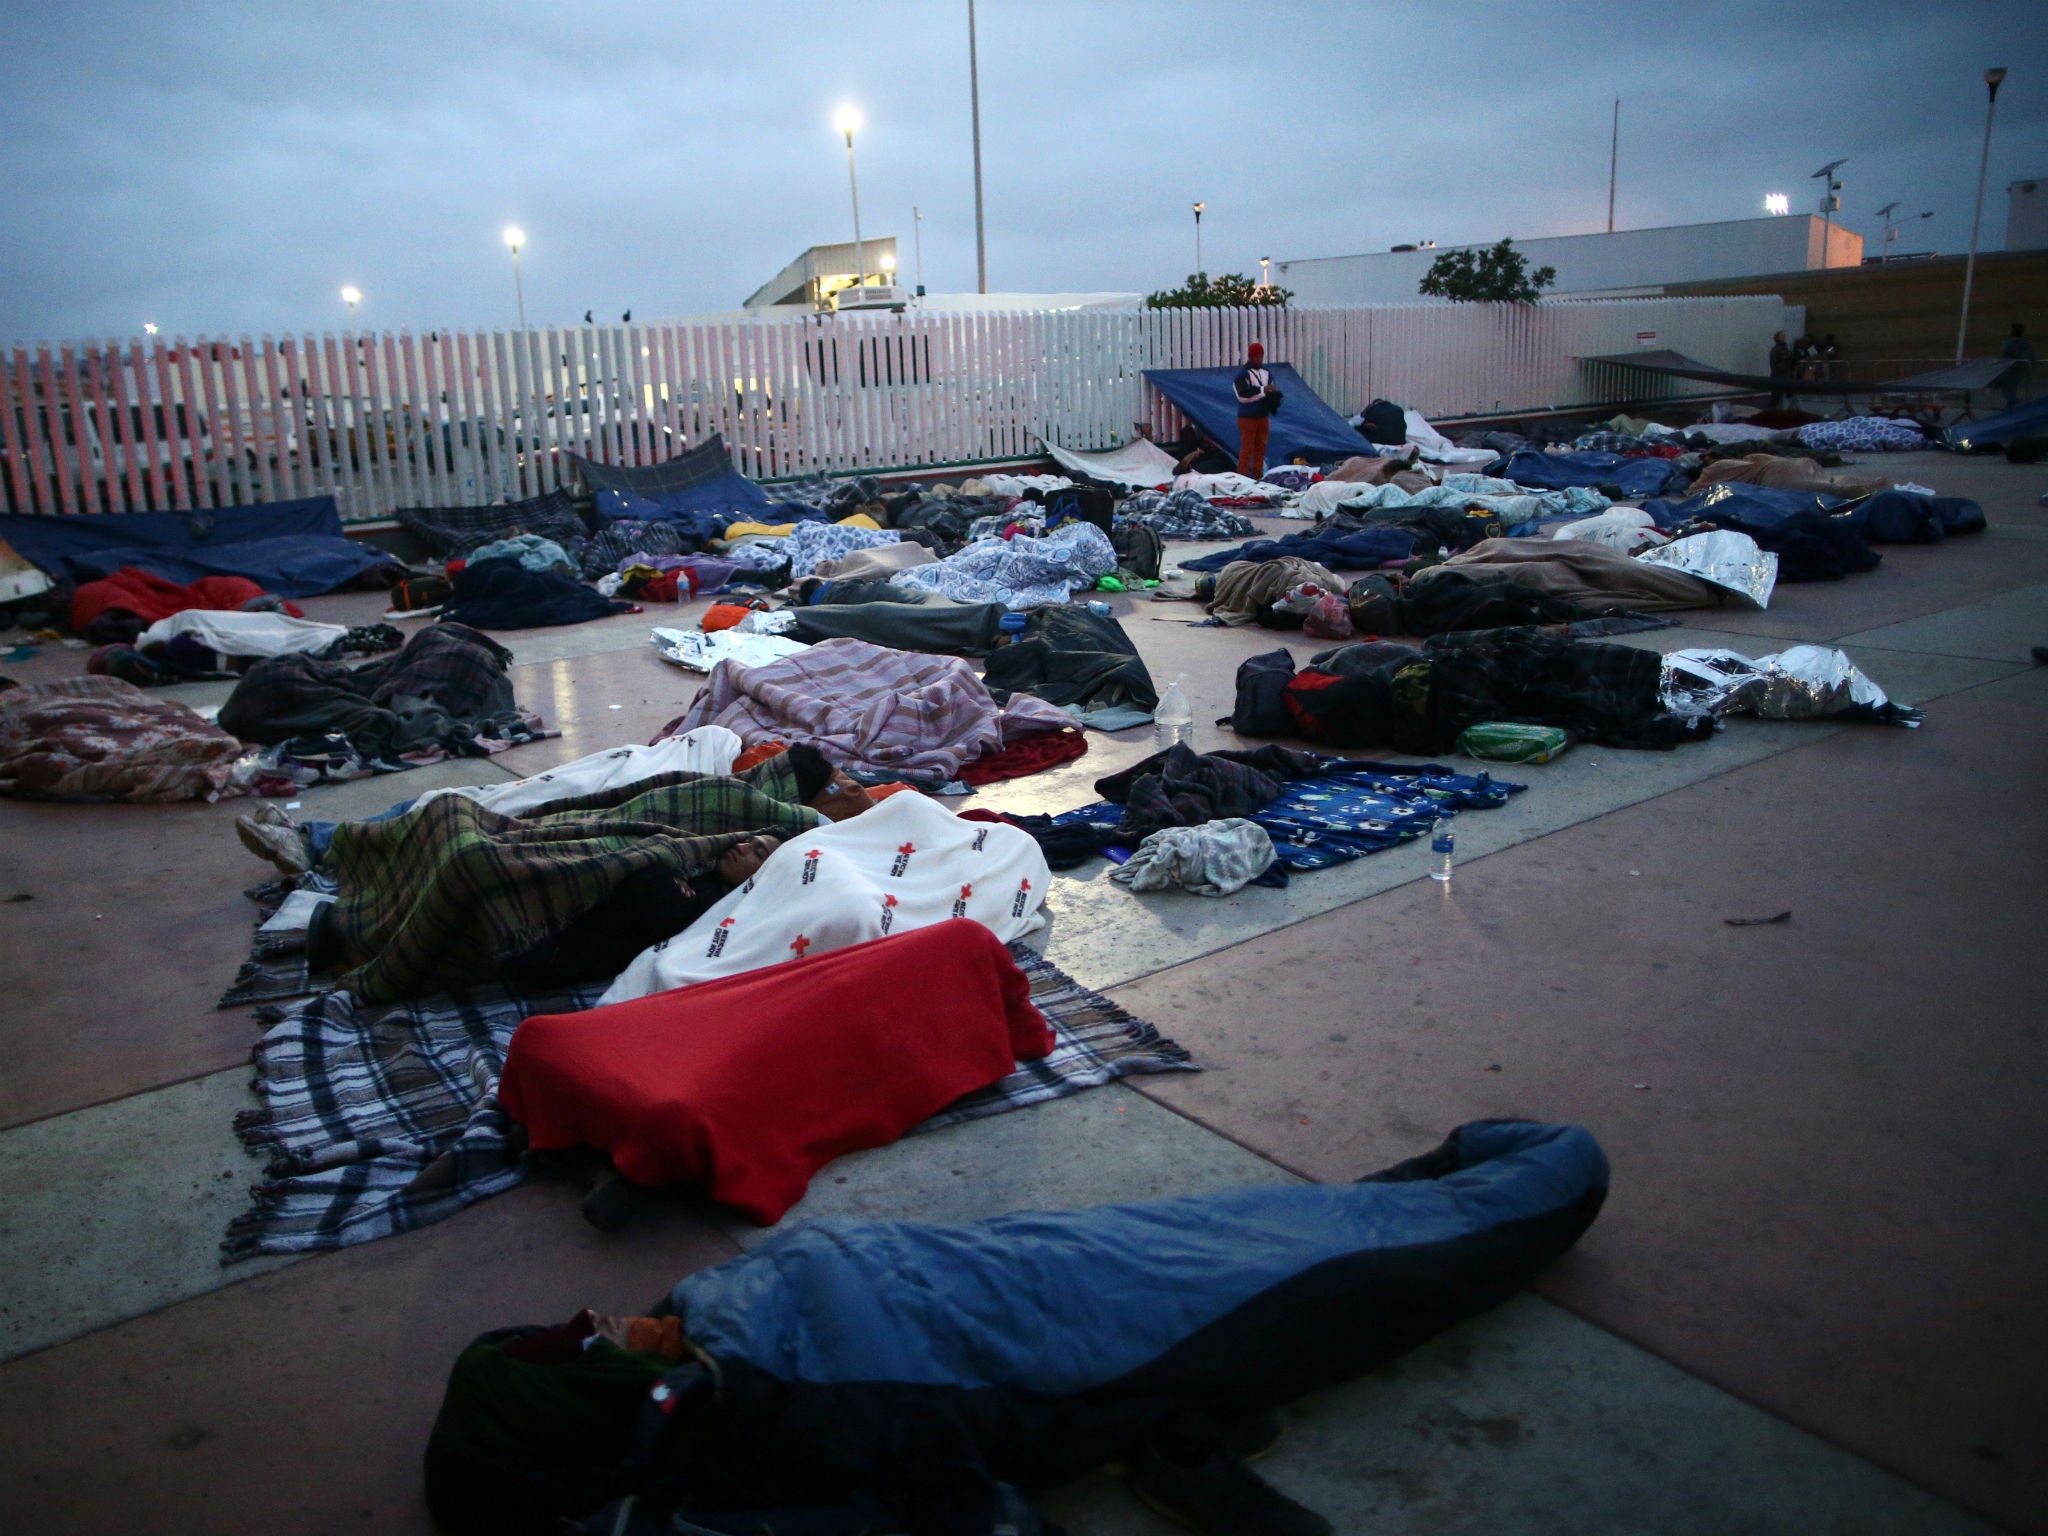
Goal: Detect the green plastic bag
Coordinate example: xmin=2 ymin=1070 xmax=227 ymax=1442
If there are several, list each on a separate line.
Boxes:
xmin=1096 ymin=575 xmax=1126 ymax=592
xmin=1457 ymin=722 xmax=1569 ymax=764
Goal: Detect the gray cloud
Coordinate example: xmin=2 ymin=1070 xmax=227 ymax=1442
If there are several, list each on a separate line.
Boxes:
xmin=3 ymin=0 xmax=2043 ymax=342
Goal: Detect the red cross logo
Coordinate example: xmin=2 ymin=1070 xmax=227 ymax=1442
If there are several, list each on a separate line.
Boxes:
xmin=789 ymin=934 xmax=811 ymax=958
xmin=960 ymin=884 xmax=973 ymax=899
xmin=898 ymin=842 xmax=917 ymax=856
xmin=883 ymin=894 xmax=898 ymax=908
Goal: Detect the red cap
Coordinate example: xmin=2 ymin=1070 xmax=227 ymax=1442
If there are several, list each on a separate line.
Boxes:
xmin=1248 ymin=342 xmax=1264 ymax=360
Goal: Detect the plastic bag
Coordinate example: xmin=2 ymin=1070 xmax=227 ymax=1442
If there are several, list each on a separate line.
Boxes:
xmin=1303 ymin=588 xmax=1354 ymax=641
xmin=1457 ymin=721 xmax=1570 ymax=763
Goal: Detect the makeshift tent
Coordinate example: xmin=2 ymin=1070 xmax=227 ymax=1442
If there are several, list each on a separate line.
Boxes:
xmin=566 ymin=434 xmax=733 ymax=497
xmin=1142 ymin=364 xmax=1367 ymax=465
xmin=1039 ymin=437 xmax=1179 ymax=489
xmin=0 ymin=496 xmax=396 ymax=596
xmin=1941 ymin=394 xmax=2048 ymax=452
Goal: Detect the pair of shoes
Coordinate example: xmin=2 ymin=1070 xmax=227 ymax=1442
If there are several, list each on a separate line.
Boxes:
xmin=1129 ymin=1441 xmax=1332 ymax=1536
xmin=236 ymin=806 xmax=310 ymax=875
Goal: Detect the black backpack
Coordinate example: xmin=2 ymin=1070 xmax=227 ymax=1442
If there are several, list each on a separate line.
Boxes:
xmin=1227 ymin=648 xmax=1299 ymax=735
xmin=1110 ymin=520 xmax=1163 ymax=582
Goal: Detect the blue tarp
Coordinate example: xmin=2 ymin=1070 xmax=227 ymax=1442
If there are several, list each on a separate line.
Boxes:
xmin=1940 ymin=395 xmax=2048 ymax=451
xmin=0 ymin=497 xmax=396 ymax=596
xmin=1492 ymin=450 xmax=1682 ymax=497
xmin=1143 ymin=363 xmax=1368 ymax=466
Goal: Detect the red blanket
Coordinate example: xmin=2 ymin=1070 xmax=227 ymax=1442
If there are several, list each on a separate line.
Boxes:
xmin=500 ymin=919 xmax=1053 ymax=1223
xmin=71 ymin=567 xmax=281 ymax=632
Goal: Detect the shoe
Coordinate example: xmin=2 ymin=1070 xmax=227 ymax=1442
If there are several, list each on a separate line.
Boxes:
xmin=236 ymin=812 xmax=310 ymax=875
xmin=2031 ymin=646 xmax=2048 ymax=666
xmin=579 ymin=1169 xmax=651 ymax=1232
xmin=1129 ymin=1442 xmax=1332 ymax=1536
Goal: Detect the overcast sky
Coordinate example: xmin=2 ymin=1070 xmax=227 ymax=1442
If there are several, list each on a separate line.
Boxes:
xmin=3 ymin=0 xmax=2044 ymax=343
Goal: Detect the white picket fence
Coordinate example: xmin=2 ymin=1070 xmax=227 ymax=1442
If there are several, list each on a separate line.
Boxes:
xmin=0 ymin=295 xmax=1790 ymax=522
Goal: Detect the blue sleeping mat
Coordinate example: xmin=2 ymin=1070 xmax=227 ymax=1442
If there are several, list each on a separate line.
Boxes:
xmin=1144 ymin=363 xmax=1368 ymax=465
xmin=0 ymin=496 xmax=395 ymax=596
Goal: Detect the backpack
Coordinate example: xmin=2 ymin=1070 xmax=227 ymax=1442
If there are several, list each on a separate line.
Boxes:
xmin=1345 ymin=574 xmax=1405 ymax=635
xmin=1110 ymin=520 xmax=1163 ymax=582
xmin=1227 ymin=648 xmax=1298 ymax=735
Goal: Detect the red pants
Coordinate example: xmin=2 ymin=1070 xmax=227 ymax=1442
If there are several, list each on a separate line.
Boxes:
xmin=1236 ymin=413 xmax=1270 ymax=479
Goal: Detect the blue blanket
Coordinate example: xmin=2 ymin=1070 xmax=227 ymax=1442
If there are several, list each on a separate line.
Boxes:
xmin=1180 ymin=524 xmax=1417 ymax=573
xmin=440 ymin=557 xmax=633 ymax=629
xmin=1641 ymin=483 xmax=1986 ymax=543
xmin=1493 ymin=450 xmax=1681 ymax=497
xmin=1941 ymin=395 xmax=2048 ymax=452
xmin=1143 ymin=363 xmax=1368 ymax=465
xmin=0 ymin=497 xmax=396 ymax=596
xmin=592 ymin=470 xmax=778 ymax=528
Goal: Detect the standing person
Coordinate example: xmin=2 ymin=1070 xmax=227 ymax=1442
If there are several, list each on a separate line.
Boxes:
xmin=2000 ymin=323 xmax=2036 ymax=410
xmin=1767 ymin=331 xmax=1796 ymax=410
xmin=1233 ymin=342 xmax=1279 ymax=479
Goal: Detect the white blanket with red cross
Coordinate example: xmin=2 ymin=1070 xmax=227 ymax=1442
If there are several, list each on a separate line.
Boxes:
xmin=596 ymin=790 xmax=1051 ymax=1006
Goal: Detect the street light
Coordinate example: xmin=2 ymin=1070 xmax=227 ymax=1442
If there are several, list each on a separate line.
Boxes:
xmin=879 ymin=251 xmax=897 ymax=286
xmin=1764 ymin=193 xmax=1790 ymax=216
xmin=340 ymin=285 xmax=361 ymax=322
xmin=833 ymin=105 xmax=866 ymax=294
xmin=502 ymin=225 xmax=528 ymax=331
xmin=1259 ymin=256 xmax=1271 ymax=289
xmin=1811 ymin=159 xmax=1846 ymax=268
xmin=1957 ymin=66 xmax=2008 ymax=362
xmin=1193 ymin=202 xmax=1206 ymax=276
xmin=143 ymin=322 xmax=158 ymax=337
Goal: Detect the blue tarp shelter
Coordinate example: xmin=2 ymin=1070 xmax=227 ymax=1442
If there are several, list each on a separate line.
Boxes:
xmin=1143 ymin=364 xmax=1367 ymax=466
xmin=0 ymin=496 xmax=396 ymax=596
xmin=1941 ymin=395 xmax=2048 ymax=452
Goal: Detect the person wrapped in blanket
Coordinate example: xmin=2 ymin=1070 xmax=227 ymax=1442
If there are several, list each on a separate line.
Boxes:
xmin=234 ymin=741 xmax=877 ymax=1004
xmin=426 ymin=1119 xmax=1609 ymax=1536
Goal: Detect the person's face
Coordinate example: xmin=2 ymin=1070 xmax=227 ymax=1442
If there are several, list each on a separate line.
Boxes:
xmin=717 ymin=834 xmax=781 ymax=884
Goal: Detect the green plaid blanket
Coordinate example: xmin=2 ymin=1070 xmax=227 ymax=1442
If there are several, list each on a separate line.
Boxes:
xmin=324 ymin=757 xmax=824 ymax=1005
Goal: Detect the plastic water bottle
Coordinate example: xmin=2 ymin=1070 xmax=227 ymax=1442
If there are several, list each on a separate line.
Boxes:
xmin=1429 ymin=815 xmax=1455 ymax=882
xmin=1153 ymin=673 xmax=1193 ymax=750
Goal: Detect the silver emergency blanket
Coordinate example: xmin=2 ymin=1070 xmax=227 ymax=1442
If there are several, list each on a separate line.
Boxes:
xmin=651 ymin=627 xmax=808 ymax=673
xmin=1634 ymin=530 xmax=1778 ymax=609
xmin=1660 ymin=645 xmax=1921 ymax=727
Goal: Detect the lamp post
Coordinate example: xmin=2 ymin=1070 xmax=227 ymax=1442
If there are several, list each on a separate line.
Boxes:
xmin=340 ymin=285 xmax=361 ymax=323
xmin=502 ymin=226 xmax=528 ymax=331
xmin=1193 ymin=202 xmax=1205 ymax=277
xmin=833 ymin=106 xmax=866 ymax=294
xmin=967 ymin=0 xmax=987 ymax=293
xmin=1811 ymin=160 xmax=1846 ymax=269
xmin=913 ymin=205 xmax=925 ymax=296
xmin=1957 ymin=66 xmax=2008 ymax=363
xmin=880 ymin=252 xmax=897 ymax=290
xmin=143 ymin=322 xmax=158 ymax=337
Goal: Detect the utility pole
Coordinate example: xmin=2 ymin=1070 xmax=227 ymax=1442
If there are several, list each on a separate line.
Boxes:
xmin=968 ymin=0 xmax=988 ymax=293
xmin=913 ymin=205 xmax=925 ymax=296
xmin=1957 ymin=67 xmax=2008 ymax=363
xmin=1607 ymin=97 xmax=1618 ymax=233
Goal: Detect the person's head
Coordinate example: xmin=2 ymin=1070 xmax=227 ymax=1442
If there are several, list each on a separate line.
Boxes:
xmin=716 ymin=833 xmax=781 ymax=885
xmin=809 ymin=772 xmax=874 ymax=823
xmin=1247 ymin=341 xmax=1264 ymax=364
xmin=1774 ymin=331 xmax=1787 ymax=345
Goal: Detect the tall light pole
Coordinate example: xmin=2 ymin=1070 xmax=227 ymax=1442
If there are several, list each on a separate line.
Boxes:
xmin=1810 ymin=160 xmax=1846 ymax=269
xmin=1259 ymin=255 xmax=1271 ymax=290
xmin=913 ymin=204 xmax=925 ymax=296
xmin=1193 ymin=202 xmax=1206 ymax=277
xmin=833 ymin=105 xmax=866 ymax=294
xmin=967 ymin=0 xmax=987 ymax=293
xmin=502 ymin=226 xmax=528 ymax=331
xmin=1607 ymin=96 xmax=1619 ymax=233
xmin=1957 ymin=66 xmax=2008 ymax=363
xmin=340 ymin=285 xmax=361 ymax=323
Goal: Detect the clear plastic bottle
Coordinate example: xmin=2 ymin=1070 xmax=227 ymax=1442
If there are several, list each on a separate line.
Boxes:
xmin=1428 ymin=814 xmax=1455 ymax=882
xmin=1153 ymin=673 xmax=1194 ymax=750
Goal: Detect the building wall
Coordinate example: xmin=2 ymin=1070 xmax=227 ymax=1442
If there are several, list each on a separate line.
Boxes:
xmin=1277 ymin=216 xmax=1862 ymax=306
xmin=1663 ymin=249 xmax=2048 ymax=363
xmin=2010 ymin=178 xmax=2048 ymax=253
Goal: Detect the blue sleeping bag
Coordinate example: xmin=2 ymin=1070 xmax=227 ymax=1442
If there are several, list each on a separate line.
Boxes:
xmin=1494 ymin=449 xmax=1681 ymax=498
xmin=1179 ymin=523 xmax=1416 ymax=573
xmin=591 ymin=471 xmax=777 ymax=528
xmin=1641 ymin=483 xmax=1985 ymax=544
xmin=425 ymin=1119 xmax=1605 ymax=1532
xmin=0 ymin=496 xmax=397 ymax=596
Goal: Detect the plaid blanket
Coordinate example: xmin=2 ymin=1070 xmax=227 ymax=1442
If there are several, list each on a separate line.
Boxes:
xmin=224 ymin=941 xmax=1194 ymax=1260
xmin=324 ymin=757 xmax=823 ymax=1006
xmin=397 ymin=490 xmax=588 ymax=559
xmin=568 ymin=434 xmax=731 ymax=496
xmin=1117 ymin=490 xmax=1260 ymax=541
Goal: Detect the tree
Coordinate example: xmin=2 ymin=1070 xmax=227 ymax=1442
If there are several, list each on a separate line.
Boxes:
xmin=1145 ymin=272 xmax=1292 ymax=309
xmin=1417 ymin=240 xmax=1557 ymax=303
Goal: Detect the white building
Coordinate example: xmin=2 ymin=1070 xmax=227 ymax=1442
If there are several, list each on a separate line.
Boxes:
xmin=1277 ymin=215 xmax=1864 ymax=306
xmin=2008 ymin=177 xmax=2047 ymax=252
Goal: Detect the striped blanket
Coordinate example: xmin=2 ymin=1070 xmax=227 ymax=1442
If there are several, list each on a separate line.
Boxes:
xmin=224 ymin=943 xmax=1193 ymax=1261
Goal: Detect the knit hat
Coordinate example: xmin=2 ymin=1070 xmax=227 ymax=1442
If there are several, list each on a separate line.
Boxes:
xmin=1247 ymin=342 xmax=1264 ymax=360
